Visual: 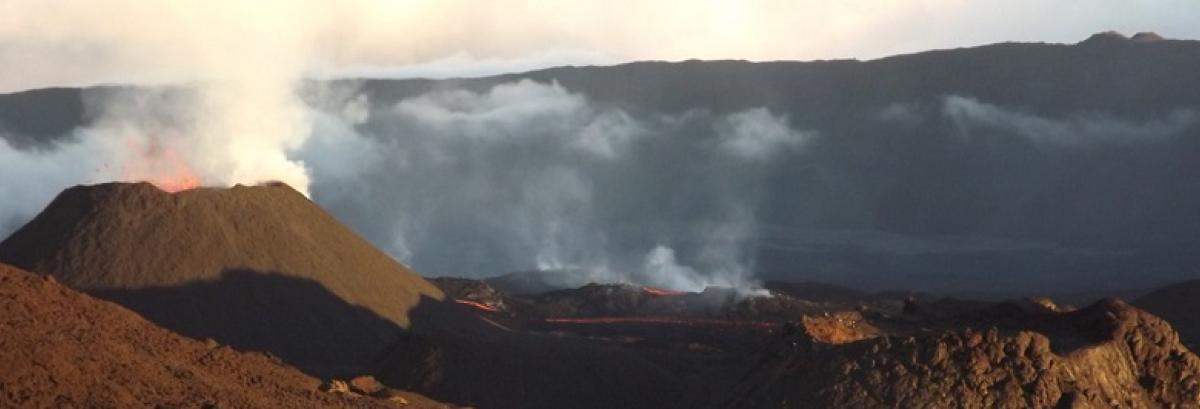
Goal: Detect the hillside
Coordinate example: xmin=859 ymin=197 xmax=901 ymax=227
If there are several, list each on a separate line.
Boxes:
xmin=0 ymin=262 xmax=449 ymax=408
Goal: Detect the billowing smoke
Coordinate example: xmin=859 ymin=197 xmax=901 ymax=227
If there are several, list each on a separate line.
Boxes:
xmin=81 ymin=86 xmax=311 ymax=192
xmin=0 ymin=83 xmax=313 ymax=235
xmin=0 ymin=2 xmax=326 ymax=233
xmin=298 ymin=80 xmax=813 ymax=291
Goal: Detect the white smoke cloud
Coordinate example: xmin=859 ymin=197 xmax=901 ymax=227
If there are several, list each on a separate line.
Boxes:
xmin=714 ymin=108 xmax=813 ymax=159
xmin=0 ymin=1 xmax=327 ymax=198
xmin=75 ymin=87 xmax=313 ymax=194
xmin=943 ymin=96 xmax=1200 ymax=148
xmin=298 ymin=80 xmax=812 ymax=292
xmin=878 ymin=102 xmax=925 ymax=126
xmin=301 ymin=80 xmax=633 ymax=275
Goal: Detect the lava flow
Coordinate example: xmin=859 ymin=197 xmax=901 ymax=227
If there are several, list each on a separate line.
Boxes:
xmin=543 ymin=316 xmax=778 ymax=330
xmin=642 ymin=287 xmax=685 ymax=296
xmin=455 ymin=299 xmax=501 ymax=313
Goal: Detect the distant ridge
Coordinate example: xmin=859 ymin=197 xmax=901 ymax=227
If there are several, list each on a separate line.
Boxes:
xmin=1137 ymin=280 xmax=1200 ymax=350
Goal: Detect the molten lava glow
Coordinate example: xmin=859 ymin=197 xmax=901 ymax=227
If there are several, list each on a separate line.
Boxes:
xmin=455 ymin=299 xmax=501 ymax=313
xmin=642 ymin=287 xmax=685 ymax=296
xmin=543 ymin=316 xmax=778 ymax=330
xmin=119 ymin=136 xmax=201 ymax=193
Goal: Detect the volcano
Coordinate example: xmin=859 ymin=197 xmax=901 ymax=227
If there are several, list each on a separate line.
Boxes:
xmin=0 ymin=182 xmax=446 ymax=376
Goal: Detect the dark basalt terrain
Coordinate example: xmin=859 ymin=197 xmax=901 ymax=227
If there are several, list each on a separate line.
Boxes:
xmin=431 ymin=276 xmax=1200 ymax=408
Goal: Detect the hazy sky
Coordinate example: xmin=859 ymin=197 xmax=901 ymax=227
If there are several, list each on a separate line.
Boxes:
xmin=1 ymin=0 xmax=1198 ymax=91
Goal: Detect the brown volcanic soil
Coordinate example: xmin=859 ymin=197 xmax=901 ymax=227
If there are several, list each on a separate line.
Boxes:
xmin=0 ymin=262 xmax=452 ymax=409
xmin=0 ymin=182 xmax=446 ymax=376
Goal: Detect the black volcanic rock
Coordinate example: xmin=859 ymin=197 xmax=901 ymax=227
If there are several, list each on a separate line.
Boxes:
xmin=0 ymin=182 xmax=446 ymax=376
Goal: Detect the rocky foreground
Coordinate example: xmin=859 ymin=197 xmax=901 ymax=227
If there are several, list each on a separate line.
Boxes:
xmin=728 ymin=298 xmax=1200 ymax=408
xmin=0 ymin=262 xmax=450 ymax=409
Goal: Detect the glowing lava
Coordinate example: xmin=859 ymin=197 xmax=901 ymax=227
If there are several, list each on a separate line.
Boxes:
xmin=542 ymin=316 xmax=778 ymax=330
xmin=642 ymin=287 xmax=685 ymax=296
xmin=455 ymin=299 xmax=501 ymax=313
xmin=118 ymin=136 xmax=201 ymax=193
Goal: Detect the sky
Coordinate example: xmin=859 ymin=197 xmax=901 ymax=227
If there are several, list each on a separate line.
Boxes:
xmin=1 ymin=0 xmax=1199 ymax=92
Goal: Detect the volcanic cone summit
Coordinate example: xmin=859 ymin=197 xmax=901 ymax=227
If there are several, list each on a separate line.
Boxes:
xmin=0 ymin=182 xmax=446 ymax=375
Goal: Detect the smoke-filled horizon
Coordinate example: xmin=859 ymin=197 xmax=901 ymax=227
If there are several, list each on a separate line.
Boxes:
xmin=4 ymin=67 xmax=1200 ymax=293
xmin=298 ymin=79 xmax=814 ymax=291
xmin=3 ymin=1 xmax=1200 ymax=93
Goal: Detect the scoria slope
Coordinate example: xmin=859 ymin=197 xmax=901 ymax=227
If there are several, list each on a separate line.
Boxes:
xmin=0 ymin=262 xmax=451 ymax=409
xmin=0 ymin=182 xmax=446 ymax=376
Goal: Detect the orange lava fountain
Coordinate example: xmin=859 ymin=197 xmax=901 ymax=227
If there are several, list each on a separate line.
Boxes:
xmin=120 ymin=136 xmax=201 ymax=193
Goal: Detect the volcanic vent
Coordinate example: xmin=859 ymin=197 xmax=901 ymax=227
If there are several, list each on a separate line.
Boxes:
xmin=0 ymin=182 xmax=446 ymax=376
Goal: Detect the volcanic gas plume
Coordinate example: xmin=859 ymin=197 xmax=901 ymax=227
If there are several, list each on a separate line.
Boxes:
xmin=116 ymin=135 xmax=201 ymax=193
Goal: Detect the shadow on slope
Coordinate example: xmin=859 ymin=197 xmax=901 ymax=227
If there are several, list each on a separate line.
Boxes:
xmin=1137 ymin=280 xmax=1200 ymax=350
xmin=91 ymin=269 xmax=455 ymax=378
xmin=373 ymin=324 xmax=690 ymax=409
